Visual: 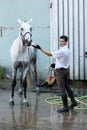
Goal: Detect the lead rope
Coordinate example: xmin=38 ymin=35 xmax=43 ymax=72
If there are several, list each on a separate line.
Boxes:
xmin=27 ymin=47 xmax=31 ymax=87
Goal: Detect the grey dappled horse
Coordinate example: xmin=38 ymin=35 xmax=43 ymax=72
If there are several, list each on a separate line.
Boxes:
xmin=9 ymin=18 xmax=37 ymax=107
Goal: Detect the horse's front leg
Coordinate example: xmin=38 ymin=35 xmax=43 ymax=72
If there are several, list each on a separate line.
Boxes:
xmin=22 ymin=67 xmax=29 ymax=107
xmin=9 ymin=66 xmax=17 ymax=106
xmin=18 ymin=71 xmax=23 ymax=96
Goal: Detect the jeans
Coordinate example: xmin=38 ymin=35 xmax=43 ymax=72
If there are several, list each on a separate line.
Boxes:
xmin=55 ymin=68 xmax=75 ymax=107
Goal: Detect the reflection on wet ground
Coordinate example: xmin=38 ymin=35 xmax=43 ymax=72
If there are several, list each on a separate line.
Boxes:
xmin=73 ymin=88 xmax=87 ymax=96
xmin=0 ymin=88 xmax=87 ymax=130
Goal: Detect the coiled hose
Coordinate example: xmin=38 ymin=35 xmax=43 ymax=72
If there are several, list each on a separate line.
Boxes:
xmin=45 ymin=95 xmax=87 ymax=110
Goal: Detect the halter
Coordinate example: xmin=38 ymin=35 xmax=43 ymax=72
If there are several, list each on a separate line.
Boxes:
xmin=20 ymin=31 xmax=32 ymax=46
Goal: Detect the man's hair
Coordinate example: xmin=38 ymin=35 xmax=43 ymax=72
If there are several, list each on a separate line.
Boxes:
xmin=60 ymin=35 xmax=68 ymax=42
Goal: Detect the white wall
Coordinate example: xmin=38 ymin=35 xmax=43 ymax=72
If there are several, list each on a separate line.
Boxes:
xmin=0 ymin=0 xmax=50 ymax=80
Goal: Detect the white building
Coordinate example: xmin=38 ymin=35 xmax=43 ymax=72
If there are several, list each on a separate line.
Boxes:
xmin=0 ymin=0 xmax=87 ymax=80
xmin=50 ymin=0 xmax=87 ymax=80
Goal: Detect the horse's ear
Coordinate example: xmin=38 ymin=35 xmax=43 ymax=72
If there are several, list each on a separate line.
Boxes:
xmin=28 ymin=18 xmax=32 ymax=24
xmin=18 ymin=18 xmax=22 ymax=24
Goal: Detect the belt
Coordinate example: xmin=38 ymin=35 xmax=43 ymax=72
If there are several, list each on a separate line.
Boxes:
xmin=56 ymin=68 xmax=68 ymax=70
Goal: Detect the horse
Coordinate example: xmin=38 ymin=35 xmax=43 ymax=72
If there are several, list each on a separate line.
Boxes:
xmin=9 ymin=18 xmax=37 ymax=107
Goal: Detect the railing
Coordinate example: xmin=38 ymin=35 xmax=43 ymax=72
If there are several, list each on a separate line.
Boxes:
xmin=0 ymin=26 xmax=50 ymax=37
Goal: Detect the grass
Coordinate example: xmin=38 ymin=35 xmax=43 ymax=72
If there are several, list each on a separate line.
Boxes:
xmin=71 ymin=80 xmax=84 ymax=87
xmin=0 ymin=66 xmax=5 ymax=79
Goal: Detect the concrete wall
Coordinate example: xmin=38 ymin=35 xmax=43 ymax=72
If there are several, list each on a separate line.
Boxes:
xmin=0 ymin=0 xmax=50 ymax=80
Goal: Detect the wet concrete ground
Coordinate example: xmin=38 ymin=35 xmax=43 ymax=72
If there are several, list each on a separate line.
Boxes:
xmin=0 ymin=85 xmax=87 ymax=130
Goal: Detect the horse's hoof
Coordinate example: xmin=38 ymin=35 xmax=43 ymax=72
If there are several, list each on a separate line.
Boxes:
xmin=36 ymin=87 xmax=40 ymax=93
xmin=23 ymin=102 xmax=29 ymax=107
xmin=9 ymin=101 xmax=15 ymax=106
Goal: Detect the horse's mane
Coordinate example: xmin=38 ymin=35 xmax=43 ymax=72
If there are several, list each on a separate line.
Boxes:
xmin=10 ymin=35 xmax=24 ymax=62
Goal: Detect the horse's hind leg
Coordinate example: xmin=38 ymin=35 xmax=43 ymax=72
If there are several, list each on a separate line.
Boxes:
xmin=30 ymin=62 xmax=37 ymax=83
xmin=9 ymin=66 xmax=17 ymax=106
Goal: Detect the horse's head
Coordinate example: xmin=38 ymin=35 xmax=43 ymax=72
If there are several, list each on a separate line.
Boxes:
xmin=18 ymin=18 xmax=32 ymax=46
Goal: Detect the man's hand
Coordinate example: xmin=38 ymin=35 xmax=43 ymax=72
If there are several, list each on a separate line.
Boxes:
xmin=32 ymin=44 xmax=41 ymax=49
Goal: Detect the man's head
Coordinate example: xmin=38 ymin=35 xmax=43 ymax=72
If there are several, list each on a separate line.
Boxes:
xmin=59 ymin=35 xmax=68 ymax=47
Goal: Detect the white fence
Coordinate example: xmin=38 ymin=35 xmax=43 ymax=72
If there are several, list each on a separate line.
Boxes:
xmin=50 ymin=0 xmax=87 ymax=80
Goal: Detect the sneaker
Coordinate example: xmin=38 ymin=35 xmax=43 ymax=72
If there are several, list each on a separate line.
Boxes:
xmin=69 ymin=101 xmax=78 ymax=109
xmin=57 ymin=107 xmax=69 ymax=113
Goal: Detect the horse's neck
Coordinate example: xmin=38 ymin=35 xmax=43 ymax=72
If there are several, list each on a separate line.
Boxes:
xmin=17 ymin=36 xmax=24 ymax=53
xmin=14 ymin=35 xmax=26 ymax=53
xmin=10 ymin=35 xmax=25 ymax=62
xmin=10 ymin=36 xmax=37 ymax=63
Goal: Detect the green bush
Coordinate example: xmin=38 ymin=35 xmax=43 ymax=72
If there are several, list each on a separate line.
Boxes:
xmin=72 ymin=80 xmax=83 ymax=87
xmin=0 ymin=66 xmax=5 ymax=79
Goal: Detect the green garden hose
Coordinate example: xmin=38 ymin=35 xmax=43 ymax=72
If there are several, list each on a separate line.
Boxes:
xmin=45 ymin=95 xmax=87 ymax=110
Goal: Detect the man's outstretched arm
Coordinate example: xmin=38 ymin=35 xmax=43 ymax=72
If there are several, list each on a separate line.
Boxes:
xmin=32 ymin=44 xmax=52 ymax=57
xmin=40 ymin=48 xmax=52 ymax=57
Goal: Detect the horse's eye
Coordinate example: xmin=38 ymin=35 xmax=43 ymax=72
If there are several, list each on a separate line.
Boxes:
xmin=21 ymin=28 xmax=24 ymax=31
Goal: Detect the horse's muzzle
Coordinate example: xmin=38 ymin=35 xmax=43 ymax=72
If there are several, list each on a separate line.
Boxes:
xmin=23 ymin=39 xmax=32 ymax=46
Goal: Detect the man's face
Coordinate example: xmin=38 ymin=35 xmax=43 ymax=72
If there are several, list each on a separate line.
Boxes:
xmin=59 ymin=38 xmax=67 ymax=47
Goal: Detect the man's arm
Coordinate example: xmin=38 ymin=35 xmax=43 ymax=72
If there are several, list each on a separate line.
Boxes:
xmin=40 ymin=48 xmax=52 ymax=57
xmin=32 ymin=44 xmax=52 ymax=57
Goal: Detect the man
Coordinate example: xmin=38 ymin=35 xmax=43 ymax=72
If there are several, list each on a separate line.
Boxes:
xmin=32 ymin=35 xmax=77 ymax=112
